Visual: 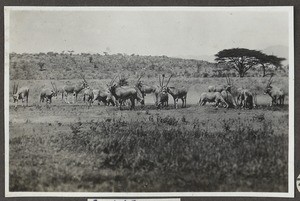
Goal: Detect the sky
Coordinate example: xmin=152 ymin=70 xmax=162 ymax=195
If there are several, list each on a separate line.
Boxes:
xmin=7 ymin=7 xmax=291 ymax=60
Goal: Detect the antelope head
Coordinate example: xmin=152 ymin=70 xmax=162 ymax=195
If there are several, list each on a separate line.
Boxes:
xmin=225 ymin=75 xmax=232 ymax=92
xmin=12 ymin=82 xmax=19 ymax=102
xmin=108 ymin=74 xmax=119 ymax=92
xmin=51 ymin=82 xmax=59 ymax=99
xmin=136 ymin=74 xmax=143 ymax=88
xmin=80 ymin=74 xmax=89 ymax=88
xmin=264 ymin=75 xmax=273 ymax=94
xmin=163 ymin=74 xmax=173 ymax=93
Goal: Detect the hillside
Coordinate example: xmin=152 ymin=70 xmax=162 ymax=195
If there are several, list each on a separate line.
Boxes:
xmin=9 ymin=52 xmax=288 ymax=80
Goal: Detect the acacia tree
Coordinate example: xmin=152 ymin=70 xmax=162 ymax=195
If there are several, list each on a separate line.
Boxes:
xmin=256 ymin=54 xmax=285 ymax=77
xmin=89 ymin=56 xmax=93 ymax=63
xmin=38 ymin=61 xmax=45 ymax=71
xmin=215 ymin=48 xmax=263 ymax=77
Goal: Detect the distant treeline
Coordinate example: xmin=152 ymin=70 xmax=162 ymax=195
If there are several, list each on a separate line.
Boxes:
xmin=9 ymin=52 xmax=288 ymax=80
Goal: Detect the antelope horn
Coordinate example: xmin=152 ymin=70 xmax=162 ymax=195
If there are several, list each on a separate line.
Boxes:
xmin=225 ymin=75 xmax=229 ymax=85
xmin=110 ymin=75 xmax=118 ymax=85
xmin=165 ymin=74 xmax=172 ymax=87
xmin=12 ymin=82 xmax=16 ymax=94
xmin=267 ymin=75 xmax=273 ymax=86
xmin=228 ymin=75 xmax=231 ymax=85
xmin=16 ymin=83 xmax=19 ymax=93
xmin=80 ymin=74 xmax=88 ymax=84
xmin=83 ymin=76 xmax=87 ymax=84
xmin=159 ymin=75 xmax=162 ymax=87
xmin=137 ymin=74 xmax=142 ymax=83
xmin=162 ymin=74 xmax=165 ymax=87
xmin=54 ymin=82 xmax=58 ymax=92
xmin=51 ymin=82 xmax=55 ymax=91
xmin=270 ymin=78 xmax=273 ymax=85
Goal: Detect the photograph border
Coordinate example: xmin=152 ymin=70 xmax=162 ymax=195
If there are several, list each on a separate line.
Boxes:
xmin=3 ymin=5 xmax=295 ymax=198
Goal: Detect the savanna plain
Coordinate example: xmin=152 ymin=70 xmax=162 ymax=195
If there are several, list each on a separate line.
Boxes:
xmin=9 ymin=77 xmax=289 ymax=192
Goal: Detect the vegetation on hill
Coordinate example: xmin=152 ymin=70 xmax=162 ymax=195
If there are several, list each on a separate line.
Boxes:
xmin=9 ymin=52 xmax=288 ymax=80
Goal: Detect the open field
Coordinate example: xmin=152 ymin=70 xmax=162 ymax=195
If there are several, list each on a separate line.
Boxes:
xmin=9 ymin=77 xmax=289 ymax=192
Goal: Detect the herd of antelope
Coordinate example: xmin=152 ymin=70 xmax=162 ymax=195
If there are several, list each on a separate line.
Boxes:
xmin=11 ymin=74 xmax=285 ymax=110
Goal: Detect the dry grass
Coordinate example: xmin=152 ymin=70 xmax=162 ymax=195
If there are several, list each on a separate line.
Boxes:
xmin=9 ymin=101 xmax=289 ymax=192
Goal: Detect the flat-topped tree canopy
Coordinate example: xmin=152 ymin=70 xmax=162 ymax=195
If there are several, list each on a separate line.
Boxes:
xmin=215 ymin=48 xmax=285 ymax=77
xmin=215 ymin=48 xmax=263 ymax=77
xmin=256 ymin=54 xmax=286 ymax=77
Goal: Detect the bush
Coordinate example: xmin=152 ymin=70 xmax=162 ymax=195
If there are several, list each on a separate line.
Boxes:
xmin=45 ymin=117 xmax=288 ymax=192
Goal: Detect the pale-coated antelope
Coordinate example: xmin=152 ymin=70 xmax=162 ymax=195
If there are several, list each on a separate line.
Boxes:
xmin=12 ymin=83 xmax=29 ymax=108
xmin=199 ymin=92 xmax=229 ymax=108
xmin=208 ymin=75 xmax=232 ymax=93
xmin=264 ymin=76 xmax=285 ymax=106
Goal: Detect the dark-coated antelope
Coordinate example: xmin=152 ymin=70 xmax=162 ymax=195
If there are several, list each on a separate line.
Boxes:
xmin=135 ymin=75 xmax=158 ymax=105
xmin=264 ymin=76 xmax=285 ymax=106
xmin=154 ymin=74 xmax=169 ymax=108
xmin=108 ymin=75 xmax=144 ymax=110
xmin=12 ymin=83 xmax=29 ymax=108
xmin=163 ymin=75 xmax=188 ymax=109
xmin=40 ymin=82 xmax=59 ymax=104
xmin=62 ymin=74 xmax=88 ymax=104
xmin=156 ymin=91 xmax=169 ymax=108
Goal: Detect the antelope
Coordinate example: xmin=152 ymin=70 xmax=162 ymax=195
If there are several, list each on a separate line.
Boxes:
xmin=108 ymin=75 xmax=144 ymax=110
xmin=156 ymin=91 xmax=169 ymax=108
xmin=94 ymin=88 xmax=117 ymax=106
xmin=82 ymin=87 xmax=94 ymax=107
xmin=208 ymin=76 xmax=232 ymax=93
xmin=12 ymin=83 xmax=29 ymax=108
xmin=237 ymin=88 xmax=257 ymax=109
xmin=137 ymin=82 xmax=157 ymax=96
xmin=135 ymin=75 xmax=158 ymax=100
xmin=40 ymin=82 xmax=59 ymax=104
xmin=82 ymin=86 xmax=117 ymax=106
xmin=62 ymin=74 xmax=88 ymax=104
xmin=221 ymin=90 xmax=237 ymax=108
xmin=198 ymin=92 xmax=229 ymax=108
xmin=155 ymin=75 xmax=169 ymax=108
xmin=163 ymin=75 xmax=188 ymax=109
xmin=264 ymin=76 xmax=285 ymax=106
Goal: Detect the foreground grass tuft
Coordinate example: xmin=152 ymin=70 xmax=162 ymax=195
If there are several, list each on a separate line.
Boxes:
xmin=10 ymin=113 xmax=288 ymax=192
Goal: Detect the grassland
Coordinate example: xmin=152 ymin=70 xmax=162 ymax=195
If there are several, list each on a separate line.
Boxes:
xmin=9 ymin=77 xmax=289 ymax=192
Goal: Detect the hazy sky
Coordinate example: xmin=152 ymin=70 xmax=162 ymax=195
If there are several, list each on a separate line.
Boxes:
xmin=7 ymin=8 xmax=291 ymax=59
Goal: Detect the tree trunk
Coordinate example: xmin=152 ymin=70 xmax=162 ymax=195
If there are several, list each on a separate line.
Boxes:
xmin=238 ymin=69 xmax=245 ymax=77
xmin=261 ymin=64 xmax=266 ymax=77
xmin=237 ymin=62 xmax=245 ymax=77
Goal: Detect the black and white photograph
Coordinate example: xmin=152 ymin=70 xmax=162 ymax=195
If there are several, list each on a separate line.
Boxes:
xmin=4 ymin=6 xmax=294 ymax=197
